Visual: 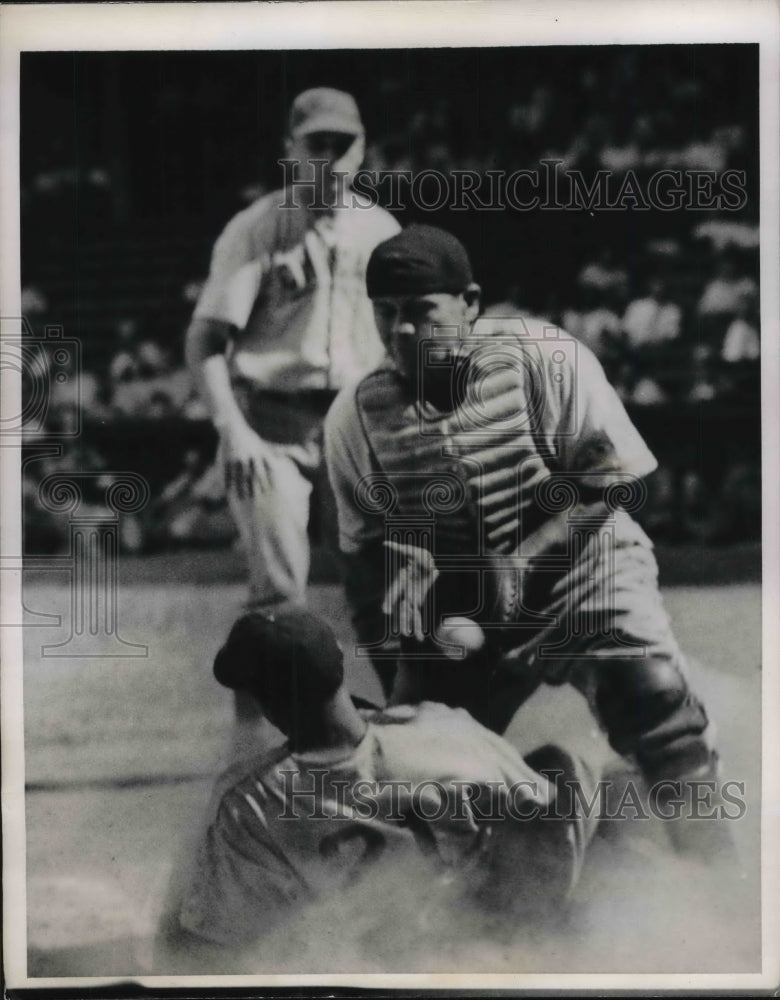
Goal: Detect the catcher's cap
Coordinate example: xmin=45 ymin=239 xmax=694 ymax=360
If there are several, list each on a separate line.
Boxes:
xmin=289 ymin=88 xmax=363 ymax=138
xmin=213 ymin=605 xmax=344 ymax=710
xmin=367 ymin=224 xmax=474 ymax=299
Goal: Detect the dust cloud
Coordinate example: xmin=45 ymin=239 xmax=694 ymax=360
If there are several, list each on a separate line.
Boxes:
xmin=159 ymin=825 xmax=759 ymax=976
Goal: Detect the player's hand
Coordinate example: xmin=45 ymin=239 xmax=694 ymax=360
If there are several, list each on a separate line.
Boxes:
xmin=382 ymin=540 xmax=439 ymax=642
xmin=220 ymin=419 xmax=273 ymax=498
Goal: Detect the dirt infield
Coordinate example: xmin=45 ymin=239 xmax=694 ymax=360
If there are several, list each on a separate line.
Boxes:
xmin=19 ymin=569 xmax=762 ymax=978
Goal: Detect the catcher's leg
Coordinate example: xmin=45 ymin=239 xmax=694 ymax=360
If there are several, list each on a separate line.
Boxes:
xmin=576 ymin=650 xmax=735 ymax=862
xmin=541 ymin=531 xmax=737 ymax=863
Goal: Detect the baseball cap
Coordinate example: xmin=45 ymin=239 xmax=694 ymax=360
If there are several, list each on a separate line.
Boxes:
xmin=366 ymin=224 xmax=474 ymax=299
xmin=213 ymin=605 xmax=344 ymax=710
xmin=288 ymin=87 xmax=364 ymax=138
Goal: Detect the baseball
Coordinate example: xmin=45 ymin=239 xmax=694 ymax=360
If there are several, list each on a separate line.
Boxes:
xmin=436 ymin=616 xmax=486 ymax=658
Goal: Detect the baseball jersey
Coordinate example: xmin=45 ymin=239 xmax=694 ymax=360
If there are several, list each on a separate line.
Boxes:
xmin=176 ymin=701 xmax=555 ymax=948
xmin=325 ymin=315 xmax=657 ymax=557
xmin=194 ymin=190 xmax=400 ymax=392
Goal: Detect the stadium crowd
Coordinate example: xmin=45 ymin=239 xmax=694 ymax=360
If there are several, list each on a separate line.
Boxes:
xmin=20 ymin=49 xmax=760 ymax=555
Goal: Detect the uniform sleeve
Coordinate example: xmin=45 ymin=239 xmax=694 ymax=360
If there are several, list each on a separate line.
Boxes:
xmin=324 ymin=385 xmax=383 ymax=555
xmin=325 ymin=387 xmax=399 ymax=679
xmin=193 ymin=204 xmax=273 ymax=325
xmin=373 ymin=206 xmax=402 ymax=241
xmin=177 ymin=798 xmax=301 ymax=949
xmin=553 ymin=340 xmax=657 ymax=485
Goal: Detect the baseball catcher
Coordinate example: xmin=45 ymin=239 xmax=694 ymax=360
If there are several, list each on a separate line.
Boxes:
xmin=324 ymin=224 xmax=734 ymax=861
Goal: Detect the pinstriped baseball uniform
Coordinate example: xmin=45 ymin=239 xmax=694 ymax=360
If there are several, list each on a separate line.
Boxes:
xmin=325 ymin=316 xmax=715 ymax=775
xmin=194 ymin=191 xmax=399 ymax=606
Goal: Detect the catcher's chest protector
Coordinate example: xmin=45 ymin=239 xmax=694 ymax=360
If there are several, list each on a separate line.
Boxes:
xmin=355 ymin=362 xmax=554 ymax=557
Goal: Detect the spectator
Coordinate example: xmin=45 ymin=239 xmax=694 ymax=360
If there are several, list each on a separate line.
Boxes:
xmin=676 ymin=127 xmax=728 ymax=172
xmin=612 ymin=360 xmax=667 ymax=407
xmin=147 ymin=389 xmax=178 ymax=420
xmin=107 ymin=317 xmax=176 ymax=387
xmin=693 ymin=220 xmax=759 ymax=253
xmin=622 ymin=276 xmax=682 ymax=350
xmin=48 ymin=351 xmax=104 ymax=433
xmin=23 ymin=443 xmax=113 ymax=552
xmin=136 ymin=340 xmax=167 ymax=376
xmin=416 ymin=140 xmax=454 ymax=174
xmin=564 ymin=288 xmax=623 ymax=362
xmin=721 ymin=291 xmax=760 ymax=363
xmin=21 ymin=285 xmax=49 ymax=324
xmin=581 ymin=302 xmax=623 ymax=361
xmin=687 ymin=345 xmax=719 ymax=404
xmin=143 ymin=451 xmax=235 ymax=552
xmin=170 ymin=456 xmax=235 ymax=549
xmin=697 ymin=250 xmax=759 ymax=328
xmin=629 ymin=373 xmax=668 ymax=407
xmin=558 ymin=114 xmax=611 ymax=172
xmin=142 ymin=343 xmax=193 ymax=411
xmin=111 ymin=372 xmax=150 ymax=418
xmin=110 ymin=339 xmax=192 ymax=418
xmin=600 ymin=114 xmax=662 ymax=172
xmin=182 ymin=391 xmax=210 ymax=422
xmin=108 ymin=317 xmax=143 ymax=386
xmin=576 ymin=247 xmax=629 ymax=305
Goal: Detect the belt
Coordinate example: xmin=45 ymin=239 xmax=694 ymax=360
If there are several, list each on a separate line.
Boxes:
xmin=236 ymin=383 xmax=338 ymax=414
xmin=233 ymin=383 xmax=338 ymax=446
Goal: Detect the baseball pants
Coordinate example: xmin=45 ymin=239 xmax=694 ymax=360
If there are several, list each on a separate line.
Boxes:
xmin=223 ymin=387 xmax=337 ymax=610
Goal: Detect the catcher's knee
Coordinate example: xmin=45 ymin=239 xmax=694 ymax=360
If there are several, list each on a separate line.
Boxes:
xmin=594 ymin=657 xmax=714 ymax=780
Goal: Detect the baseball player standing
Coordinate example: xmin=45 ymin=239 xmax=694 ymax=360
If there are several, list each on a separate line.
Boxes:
xmin=324 ymin=224 xmax=733 ymax=862
xmin=185 ymin=88 xmax=400 ymax=615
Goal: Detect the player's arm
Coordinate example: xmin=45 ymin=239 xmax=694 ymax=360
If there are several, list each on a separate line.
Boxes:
xmin=184 ymin=317 xmax=275 ymax=493
xmin=323 ymin=392 xmax=386 ymax=635
xmin=185 ymin=317 xmax=239 ymax=428
xmin=170 ymin=806 xmax=306 ymax=961
xmin=153 ymin=764 xmax=251 ymax=970
xmin=324 ymin=390 xmax=399 ymax=692
xmin=517 ymin=335 xmax=656 ymax=536
xmin=324 ymin=390 xmax=441 ymax=693
xmin=553 ymin=340 xmax=657 ymax=486
xmin=186 ymin=218 xmax=274 ymax=490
